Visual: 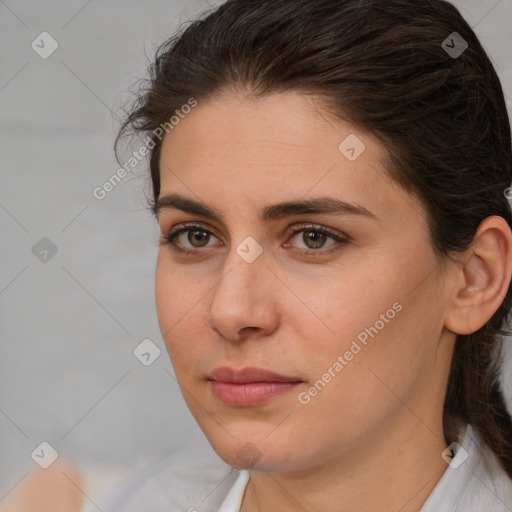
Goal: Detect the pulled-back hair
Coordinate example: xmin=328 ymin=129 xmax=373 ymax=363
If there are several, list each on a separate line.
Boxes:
xmin=116 ymin=0 xmax=512 ymax=478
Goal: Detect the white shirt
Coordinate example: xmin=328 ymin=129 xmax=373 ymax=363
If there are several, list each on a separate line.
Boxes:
xmin=100 ymin=423 xmax=512 ymax=512
xmin=217 ymin=470 xmax=250 ymax=512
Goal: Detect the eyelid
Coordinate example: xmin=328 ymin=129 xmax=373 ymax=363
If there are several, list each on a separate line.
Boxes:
xmin=286 ymin=223 xmax=350 ymax=242
xmin=165 ymin=222 xmax=222 ymax=243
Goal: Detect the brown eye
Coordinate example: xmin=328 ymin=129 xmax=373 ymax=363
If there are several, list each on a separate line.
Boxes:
xmin=300 ymin=231 xmax=329 ymax=250
xmin=287 ymin=228 xmax=340 ymax=251
xmin=283 ymin=224 xmax=350 ymax=258
xmin=161 ymin=224 xmax=220 ymax=253
xmin=186 ymin=229 xmax=210 ymax=248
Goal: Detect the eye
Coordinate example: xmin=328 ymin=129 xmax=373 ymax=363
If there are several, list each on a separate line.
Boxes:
xmin=161 ymin=223 xmax=220 ymax=253
xmin=284 ymin=223 xmax=350 ymax=256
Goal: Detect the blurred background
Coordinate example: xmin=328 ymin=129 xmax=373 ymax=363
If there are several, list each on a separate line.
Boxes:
xmin=0 ymin=0 xmax=511 ymax=509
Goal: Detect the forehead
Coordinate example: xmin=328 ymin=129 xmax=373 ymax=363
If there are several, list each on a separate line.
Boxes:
xmin=161 ymin=90 xmax=384 ymax=159
xmin=157 ymin=90 xmax=415 ymax=225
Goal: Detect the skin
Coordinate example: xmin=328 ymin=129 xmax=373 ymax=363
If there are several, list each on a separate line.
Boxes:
xmin=154 ymin=89 xmax=512 ymax=511
xmin=0 ymin=459 xmax=83 ymax=512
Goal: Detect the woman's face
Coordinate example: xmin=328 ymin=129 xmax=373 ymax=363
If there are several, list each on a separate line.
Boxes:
xmin=155 ymin=90 xmax=456 ymax=472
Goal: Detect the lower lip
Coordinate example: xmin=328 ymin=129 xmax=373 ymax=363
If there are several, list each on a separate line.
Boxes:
xmin=209 ymin=381 xmax=301 ymax=407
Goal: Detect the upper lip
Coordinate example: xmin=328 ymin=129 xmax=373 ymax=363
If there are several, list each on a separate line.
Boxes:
xmin=208 ymin=366 xmax=302 ymax=383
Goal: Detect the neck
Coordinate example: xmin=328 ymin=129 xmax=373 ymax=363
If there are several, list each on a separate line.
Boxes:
xmin=240 ymin=413 xmax=450 ymax=512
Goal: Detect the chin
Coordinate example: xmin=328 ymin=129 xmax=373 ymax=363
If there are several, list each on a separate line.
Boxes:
xmin=203 ymin=429 xmax=302 ymax=472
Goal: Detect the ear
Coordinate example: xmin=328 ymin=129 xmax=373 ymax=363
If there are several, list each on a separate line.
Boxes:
xmin=444 ymin=215 xmax=512 ymax=335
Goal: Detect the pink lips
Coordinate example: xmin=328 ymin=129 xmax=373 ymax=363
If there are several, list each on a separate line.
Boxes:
xmin=208 ymin=366 xmax=302 ymax=407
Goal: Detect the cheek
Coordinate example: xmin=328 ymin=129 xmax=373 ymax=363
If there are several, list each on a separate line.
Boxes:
xmin=309 ymin=286 xmax=441 ymax=427
xmin=296 ymin=255 xmax=437 ymax=405
xmin=304 ymin=270 xmax=401 ymax=353
xmin=155 ymin=249 xmax=224 ymax=384
xmin=292 ymin=309 xmax=426 ymax=454
xmin=155 ymin=254 xmax=211 ymax=368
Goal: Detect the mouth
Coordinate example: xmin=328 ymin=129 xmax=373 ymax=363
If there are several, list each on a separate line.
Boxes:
xmin=207 ymin=366 xmax=303 ymax=407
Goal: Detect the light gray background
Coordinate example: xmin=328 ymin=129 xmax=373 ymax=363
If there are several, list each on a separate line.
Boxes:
xmin=1 ymin=0 xmax=511 ymax=509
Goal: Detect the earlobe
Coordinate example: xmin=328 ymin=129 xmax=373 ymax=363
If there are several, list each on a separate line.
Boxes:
xmin=444 ymin=216 xmax=512 ymax=335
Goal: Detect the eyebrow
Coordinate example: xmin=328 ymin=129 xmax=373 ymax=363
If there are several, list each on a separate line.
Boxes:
xmin=153 ymin=193 xmax=378 ymax=223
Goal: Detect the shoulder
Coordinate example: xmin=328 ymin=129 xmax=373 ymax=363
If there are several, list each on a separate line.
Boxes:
xmin=99 ymin=444 xmax=240 ymax=512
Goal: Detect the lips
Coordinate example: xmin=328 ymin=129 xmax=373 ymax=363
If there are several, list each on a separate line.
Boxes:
xmin=208 ymin=366 xmax=302 ymax=384
xmin=208 ymin=366 xmax=303 ymax=407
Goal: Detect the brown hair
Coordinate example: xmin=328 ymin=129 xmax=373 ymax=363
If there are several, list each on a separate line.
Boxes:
xmin=116 ymin=0 xmax=512 ymax=478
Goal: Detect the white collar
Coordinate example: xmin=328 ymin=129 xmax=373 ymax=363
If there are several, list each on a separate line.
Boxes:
xmin=217 ymin=469 xmax=250 ymax=511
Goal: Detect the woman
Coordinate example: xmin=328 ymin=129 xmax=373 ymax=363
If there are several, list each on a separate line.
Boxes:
xmin=102 ymin=0 xmax=512 ymax=510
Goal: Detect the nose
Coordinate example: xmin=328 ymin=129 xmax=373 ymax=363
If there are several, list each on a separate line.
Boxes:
xmin=206 ymin=246 xmax=280 ymax=342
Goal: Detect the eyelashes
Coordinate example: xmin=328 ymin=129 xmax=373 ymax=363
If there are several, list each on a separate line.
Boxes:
xmin=160 ymin=222 xmax=350 ymax=257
